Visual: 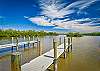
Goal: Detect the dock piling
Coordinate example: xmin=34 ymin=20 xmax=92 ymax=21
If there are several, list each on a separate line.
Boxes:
xmin=71 ymin=37 xmax=72 ymax=51
xmin=33 ymin=36 xmax=34 ymax=41
xmin=16 ymin=37 xmax=19 ymax=51
xmin=53 ymin=39 xmax=57 ymax=71
xmin=59 ymin=37 xmax=61 ymax=45
xmin=39 ymin=40 xmax=41 ymax=55
xmin=28 ymin=37 xmax=30 ymax=47
xmin=11 ymin=52 xmax=21 ymax=71
xmin=68 ymin=37 xmax=70 ymax=52
xmin=24 ymin=36 xmax=26 ymax=50
xmin=11 ymin=37 xmax=14 ymax=52
xmin=37 ymin=37 xmax=39 ymax=47
xmin=64 ymin=37 xmax=66 ymax=58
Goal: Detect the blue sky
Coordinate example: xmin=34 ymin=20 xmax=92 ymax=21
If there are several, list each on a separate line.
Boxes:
xmin=0 ymin=0 xmax=100 ymax=32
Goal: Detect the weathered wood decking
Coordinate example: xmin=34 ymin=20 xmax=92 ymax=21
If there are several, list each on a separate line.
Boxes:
xmin=21 ymin=43 xmax=72 ymax=71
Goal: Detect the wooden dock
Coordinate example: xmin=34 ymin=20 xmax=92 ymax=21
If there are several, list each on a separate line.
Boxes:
xmin=0 ymin=40 xmax=38 ymax=49
xmin=21 ymin=37 xmax=72 ymax=71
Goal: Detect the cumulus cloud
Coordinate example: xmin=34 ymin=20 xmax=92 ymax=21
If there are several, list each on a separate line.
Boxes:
xmin=26 ymin=16 xmax=54 ymax=26
xmin=51 ymin=19 xmax=100 ymax=32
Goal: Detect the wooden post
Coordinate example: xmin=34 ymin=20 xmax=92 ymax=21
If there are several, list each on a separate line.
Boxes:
xmin=11 ymin=52 xmax=21 ymax=71
xmin=12 ymin=37 xmax=14 ymax=44
xmin=28 ymin=37 xmax=30 ymax=48
xmin=53 ymin=39 xmax=57 ymax=71
xmin=37 ymin=37 xmax=39 ymax=47
xmin=38 ymin=40 xmax=41 ymax=55
xmin=33 ymin=36 xmax=34 ymax=41
xmin=71 ymin=37 xmax=72 ymax=51
xmin=16 ymin=37 xmax=19 ymax=51
xmin=68 ymin=37 xmax=70 ymax=52
xmin=23 ymin=37 xmax=25 ymax=50
xmin=39 ymin=41 xmax=40 ymax=48
xmin=11 ymin=37 xmax=14 ymax=52
xmin=11 ymin=46 xmax=14 ymax=53
xmin=24 ymin=36 xmax=26 ymax=41
xmin=32 ymin=36 xmax=35 ymax=48
xmin=32 ymin=43 xmax=34 ymax=48
xmin=64 ymin=37 xmax=66 ymax=58
xmin=59 ymin=37 xmax=61 ymax=45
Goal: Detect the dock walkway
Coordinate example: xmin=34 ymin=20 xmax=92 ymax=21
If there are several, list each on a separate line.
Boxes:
xmin=21 ymin=42 xmax=71 ymax=71
xmin=0 ymin=40 xmax=38 ymax=49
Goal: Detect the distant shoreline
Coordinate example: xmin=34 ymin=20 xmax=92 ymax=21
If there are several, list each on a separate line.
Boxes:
xmin=0 ymin=29 xmax=100 ymax=38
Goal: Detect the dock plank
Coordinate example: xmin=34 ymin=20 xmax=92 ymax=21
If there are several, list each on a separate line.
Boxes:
xmin=21 ymin=43 xmax=69 ymax=71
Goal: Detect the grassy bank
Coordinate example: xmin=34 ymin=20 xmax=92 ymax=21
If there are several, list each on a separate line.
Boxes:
xmin=0 ymin=29 xmax=58 ymax=37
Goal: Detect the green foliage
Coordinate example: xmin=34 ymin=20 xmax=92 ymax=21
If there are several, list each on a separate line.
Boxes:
xmin=83 ymin=32 xmax=100 ymax=36
xmin=66 ymin=32 xmax=83 ymax=37
xmin=0 ymin=29 xmax=58 ymax=37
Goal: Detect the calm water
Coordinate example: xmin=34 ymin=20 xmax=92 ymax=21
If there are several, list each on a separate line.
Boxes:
xmin=0 ymin=36 xmax=100 ymax=71
xmin=56 ymin=36 xmax=100 ymax=71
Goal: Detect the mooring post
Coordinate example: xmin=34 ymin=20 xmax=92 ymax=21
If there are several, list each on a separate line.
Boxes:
xmin=68 ymin=37 xmax=70 ymax=52
xmin=53 ymin=39 xmax=57 ymax=71
xmin=71 ymin=37 xmax=72 ymax=51
xmin=59 ymin=37 xmax=61 ymax=45
xmin=28 ymin=36 xmax=30 ymax=48
xmin=11 ymin=37 xmax=14 ymax=52
xmin=12 ymin=37 xmax=14 ymax=44
xmin=39 ymin=40 xmax=40 ymax=48
xmin=39 ymin=40 xmax=41 ymax=55
xmin=37 ymin=37 xmax=39 ymax=47
xmin=33 ymin=36 xmax=34 ymax=41
xmin=64 ymin=37 xmax=66 ymax=58
xmin=16 ymin=37 xmax=19 ymax=51
xmin=11 ymin=52 xmax=21 ymax=71
xmin=23 ymin=36 xmax=26 ymax=50
xmin=32 ymin=36 xmax=34 ymax=48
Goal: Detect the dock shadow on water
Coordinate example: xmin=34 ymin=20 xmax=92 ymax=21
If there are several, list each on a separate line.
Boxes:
xmin=0 ymin=36 xmax=100 ymax=71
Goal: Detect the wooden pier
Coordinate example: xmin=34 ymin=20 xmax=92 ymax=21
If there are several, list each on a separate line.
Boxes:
xmin=0 ymin=37 xmax=40 ymax=54
xmin=0 ymin=36 xmax=72 ymax=71
xmin=0 ymin=36 xmax=39 ymax=49
xmin=0 ymin=41 xmax=38 ymax=49
xmin=21 ymin=37 xmax=72 ymax=71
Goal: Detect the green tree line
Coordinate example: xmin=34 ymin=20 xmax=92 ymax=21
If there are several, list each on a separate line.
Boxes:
xmin=82 ymin=32 xmax=100 ymax=36
xmin=66 ymin=32 xmax=83 ymax=37
xmin=66 ymin=32 xmax=100 ymax=37
xmin=0 ymin=29 xmax=58 ymax=37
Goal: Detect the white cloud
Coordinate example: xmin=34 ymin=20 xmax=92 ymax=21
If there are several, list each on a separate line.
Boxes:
xmin=39 ymin=0 xmax=75 ymax=19
xmin=25 ymin=0 xmax=99 ymax=32
xmin=74 ymin=18 xmax=91 ymax=22
xmin=76 ymin=0 xmax=98 ymax=14
xmin=27 ymin=16 xmax=54 ymax=26
xmin=79 ymin=0 xmax=97 ymax=10
xmin=24 ymin=16 xmax=29 ymax=19
xmin=50 ymin=19 xmax=100 ymax=32
xmin=39 ymin=0 xmax=98 ymax=19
